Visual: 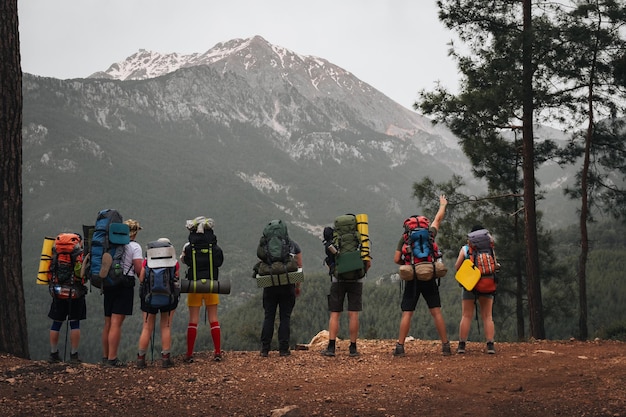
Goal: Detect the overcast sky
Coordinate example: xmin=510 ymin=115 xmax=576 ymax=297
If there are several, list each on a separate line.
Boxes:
xmin=18 ymin=0 xmax=461 ymax=110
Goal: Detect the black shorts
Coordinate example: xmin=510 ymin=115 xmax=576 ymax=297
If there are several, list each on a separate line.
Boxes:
xmin=401 ymin=279 xmax=441 ymax=311
xmin=140 ymin=298 xmax=179 ymax=314
xmin=103 ymin=285 xmax=134 ymax=316
xmin=48 ymin=296 xmax=87 ymax=322
xmin=328 ymin=281 xmax=363 ymax=312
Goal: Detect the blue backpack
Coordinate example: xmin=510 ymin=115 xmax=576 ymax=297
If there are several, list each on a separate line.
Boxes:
xmin=143 ymin=240 xmax=178 ymax=309
xmin=87 ymin=209 xmax=130 ymax=289
xmin=401 ymin=215 xmax=438 ymax=264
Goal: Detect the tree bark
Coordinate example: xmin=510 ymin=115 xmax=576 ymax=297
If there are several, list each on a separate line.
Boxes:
xmin=522 ymin=0 xmax=545 ymax=339
xmin=0 ymin=0 xmax=29 ymax=358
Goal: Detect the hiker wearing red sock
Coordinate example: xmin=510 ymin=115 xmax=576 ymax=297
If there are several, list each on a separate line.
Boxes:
xmin=180 ymin=217 xmax=224 ymax=362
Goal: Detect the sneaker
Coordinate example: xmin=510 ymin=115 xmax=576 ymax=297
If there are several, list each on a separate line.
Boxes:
xmin=183 ymin=355 xmax=194 ymax=363
xmin=136 ymin=355 xmax=147 ymax=369
xmin=442 ymin=342 xmax=452 ymax=356
xmin=105 ymin=358 xmax=125 ymax=368
xmin=457 ymin=341 xmax=466 ymax=354
xmin=101 ymin=357 xmax=108 ymax=366
xmin=213 ymin=352 xmax=223 ymax=362
xmin=162 ymin=355 xmax=174 ymax=368
xmin=392 ymin=343 xmax=405 ymax=357
xmin=48 ymin=351 xmax=61 ymax=363
xmin=260 ymin=350 xmax=269 ymax=357
xmin=279 ymin=350 xmax=291 ymax=357
xmin=321 ymin=348 xmax=336 ymax=357
xmin=487 ymin=342 xmax=496 ymax=354
xmin=349 ymin=349 xmax=360 ymax=357
xmin=69 ymin=352 xmax=82 ymax=364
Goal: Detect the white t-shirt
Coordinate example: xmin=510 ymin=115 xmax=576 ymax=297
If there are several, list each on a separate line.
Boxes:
xmin=122 ymin=240 xmax=143 ymax=276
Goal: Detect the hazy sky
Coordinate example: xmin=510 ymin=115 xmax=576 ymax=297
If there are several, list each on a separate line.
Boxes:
xmin=18 ymin=0 xmax=461 ymax=110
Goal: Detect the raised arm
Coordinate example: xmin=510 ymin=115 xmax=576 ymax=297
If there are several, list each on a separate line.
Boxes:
xmin=431 ymin=195 xmax=448 ymax=230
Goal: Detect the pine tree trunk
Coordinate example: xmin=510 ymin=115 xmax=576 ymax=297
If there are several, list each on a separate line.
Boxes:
xmin=0 ymin=0 xmax=30 ymax=358
xmin=522 ymin=0 xmax=545 ymax=340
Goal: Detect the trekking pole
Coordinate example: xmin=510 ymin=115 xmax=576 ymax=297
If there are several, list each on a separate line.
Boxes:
xmin=150 ymin=317 xmax=156 ymax=363
xmin=64 ymin=290 xmax=72 ymax=362
xmin=475 ymin=298 xmax=481 ymax=335
xmin=63 ymin=319 xmax=69 ymax=362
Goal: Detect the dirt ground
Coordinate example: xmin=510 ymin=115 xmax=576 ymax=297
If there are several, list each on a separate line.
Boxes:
xmin=1 ymin=336 xmax=624 ymax=417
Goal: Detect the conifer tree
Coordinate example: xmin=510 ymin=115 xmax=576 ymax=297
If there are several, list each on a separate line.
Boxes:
xmin=0 ymin=0 xmax=29 ymax=358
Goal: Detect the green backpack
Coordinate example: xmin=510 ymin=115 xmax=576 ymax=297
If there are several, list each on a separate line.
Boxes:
xmin=332 ymin=214 xmax=365 ymax=280
xmin=257 ymin=219 xmax=291 ymax=264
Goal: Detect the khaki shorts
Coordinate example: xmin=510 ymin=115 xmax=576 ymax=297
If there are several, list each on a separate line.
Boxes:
xmin=186 ymin=292 xmax=219 ymax=307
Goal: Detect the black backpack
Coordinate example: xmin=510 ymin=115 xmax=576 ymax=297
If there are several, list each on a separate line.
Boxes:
xmin=183 ymin=230 xmax=223 ymax=281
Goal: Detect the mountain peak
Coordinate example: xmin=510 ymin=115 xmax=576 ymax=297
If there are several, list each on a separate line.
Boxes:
xmin=87 ymin=35 xmax=313 ymax=81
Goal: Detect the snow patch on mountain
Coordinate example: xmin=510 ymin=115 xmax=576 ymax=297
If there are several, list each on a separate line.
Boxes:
xmin=237 ymin=171 xmax=290 ymax=194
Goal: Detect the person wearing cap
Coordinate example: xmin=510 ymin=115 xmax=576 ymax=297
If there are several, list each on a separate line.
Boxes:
xmin=180 ymin=217 xmax=224 ymax=362
xmin=136 ymin=237 xmax=180 ymax=368
xmin=102 ymin=219 xmax=143 ymax=367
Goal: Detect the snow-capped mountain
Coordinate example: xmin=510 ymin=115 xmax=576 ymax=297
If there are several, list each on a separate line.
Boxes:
xmin=89 ymin=36 xmax=462 ymax=157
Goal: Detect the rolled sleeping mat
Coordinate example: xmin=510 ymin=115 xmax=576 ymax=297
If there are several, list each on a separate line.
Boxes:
xmin=180 ymin=278 xmax=231 ymax=294
xmin=356 ymin=213 xmax=371 ymax=261
xmin=37 ymin=236 xmax=55 ymax=284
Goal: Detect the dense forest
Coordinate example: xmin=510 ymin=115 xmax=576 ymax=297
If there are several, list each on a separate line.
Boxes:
xmin=24 ymin=220 xmax=626 ymax=364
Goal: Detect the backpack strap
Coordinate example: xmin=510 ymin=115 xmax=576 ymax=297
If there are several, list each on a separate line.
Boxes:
xmin=209 ymin=244 xmax=214 ymax=280
xmin=190 ymin=242 xmax=214 ymax=281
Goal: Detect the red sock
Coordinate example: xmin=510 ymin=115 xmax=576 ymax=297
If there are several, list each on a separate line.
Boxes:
xmin=186 ymin=323 xmax=197 ymax=357
xmin=210 ymin=321 xmax=221 ymax=354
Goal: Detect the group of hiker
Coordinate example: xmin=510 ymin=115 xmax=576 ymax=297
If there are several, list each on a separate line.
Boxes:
xmin=42 ymin=213 xmax=226 ymax=368
xmin=41 ymin=197 xmax=499 ymax=367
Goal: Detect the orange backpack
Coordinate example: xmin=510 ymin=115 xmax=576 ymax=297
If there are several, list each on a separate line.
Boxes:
xmin=48 ymin=233 xmax=85 ymax=299
xmin=465 ymin=228 xmax=497 ymax=293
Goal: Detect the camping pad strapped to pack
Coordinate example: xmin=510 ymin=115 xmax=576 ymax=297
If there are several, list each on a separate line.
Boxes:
xmin=255 ymin=268 xmax=304 ymax=288
xmin=179 ymin=278 xmax=231 ymax=294
xmin=455 ymin=259 xmax=482 ymax=291
xmin=399 ymin=261 xmax=448 ymax=282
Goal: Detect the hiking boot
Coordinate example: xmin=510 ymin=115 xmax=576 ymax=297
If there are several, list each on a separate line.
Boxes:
xmin=486 ymin=341 xmax=496 ymax=354
xmin=105 ymin=358 xmax=125 ymax=368
xmin=260 ymin=350 xmax=269 ymax=358
xmin=457 ymin=341 xmax=466 ymax=354
xmin=393 ymin=343 xmax=405 ymax=357
xmin=213 ymin=352 xmax=223 ymax=362
xmin=69 ymin=352 xmax=82 ymax=364
xmin=136 ymin=355 xmax=147 ymax=369
xmin=161 ymin=354 xmax=174 ymax=368
xmin=183 ymin=355 xmax=194 ymax=364
xmin=101 ymin=357 xmax=108 ymax=366
xmin=442 ymin=341 xmax=452 ymax=356
xmin=321 ymin=348 xmax=336 ymax=357
xmin=48 ymin=351 xmax=61 ymax=363
xmin=349 ymin=349 xmax=360 ymax=358
xmin=279 ymin=350 xmax=291 ymax=357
